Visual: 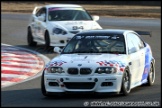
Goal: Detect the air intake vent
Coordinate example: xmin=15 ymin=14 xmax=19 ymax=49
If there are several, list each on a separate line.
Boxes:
xmin=80 ymin=68 xmax=92 ymax=75
xmin=70 ymin=31 xmax=79 ymax=34
xmin=68 ymin=68 xmax=78 ymax=75
xmin=64 ymin=82 xmax=95 ymax=89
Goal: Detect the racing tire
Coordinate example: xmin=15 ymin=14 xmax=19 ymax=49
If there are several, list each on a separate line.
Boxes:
xmin=41 ymin=71 xmax=51 ymax=97
xmin=45 ymin=31 xmax=50 ymax=48
xmin=27 ymin=27 xmax=37 ymax=46
xmin=41 ymin=71 xmax=63 ymax=97
xmin=146 ymin=62 xmax=155 ymax=86
xmin=121 ymin=68 xmax=131 ymax=96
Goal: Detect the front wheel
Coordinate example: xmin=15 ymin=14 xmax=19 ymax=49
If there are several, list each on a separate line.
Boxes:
xmin=146 ymin=62 xmax=155 ymax=86
xmin=41 ymin=71 xmax=63 ymax=97
xmin=45 ymin=31 xmax=50 ymax=48
xmin=121 ymin=68 xmax=131 ymax=96
xmin=41 ymin=71 xmax=51 ymax=97
xmin=27 ymin=27 xmax=37 ymax=46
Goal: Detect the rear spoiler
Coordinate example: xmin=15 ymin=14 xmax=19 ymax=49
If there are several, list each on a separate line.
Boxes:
xmin=135 ymin=31 xmax=152 ymax=37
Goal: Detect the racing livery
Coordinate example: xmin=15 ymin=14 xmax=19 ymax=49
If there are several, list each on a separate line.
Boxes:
xmin=27 ymin=4 xmax=102 ymax=47
xmin=41 ymin=29 xmax=155 ymax=96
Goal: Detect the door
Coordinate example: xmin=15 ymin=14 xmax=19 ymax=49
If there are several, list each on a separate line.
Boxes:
xmin=126 ymin=33 xmax=145 ymax=86
xmin=35 ymin=7 xmax=47 ymax=41
xmin=30 ymin=7 xmax=42 ymax=38
xmin=130 ymin=33 xmax=146 ymax=83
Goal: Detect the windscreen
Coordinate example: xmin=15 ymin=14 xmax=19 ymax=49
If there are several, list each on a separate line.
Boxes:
xmin=62 ymin=34 xmax=126 ymax=54
xmin=48 ymin=7 xmax=92 ymax=21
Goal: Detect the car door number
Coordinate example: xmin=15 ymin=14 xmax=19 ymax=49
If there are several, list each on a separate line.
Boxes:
xmin=72 ymin=26 xmax=84 ymax=30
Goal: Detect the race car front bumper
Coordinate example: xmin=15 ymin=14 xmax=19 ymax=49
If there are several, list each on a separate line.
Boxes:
xmin=44 ymin=74 xmax=123 ymax=94
xmin=49 ymin=33 xmax=75 ymax=47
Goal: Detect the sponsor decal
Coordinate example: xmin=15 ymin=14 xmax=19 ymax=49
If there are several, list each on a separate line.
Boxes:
xmin=78 ymin=64 xmax=82 ymax=67
xmin=85 ymin=36 xmax=110 ymax=39
xmin=49 ymin=7 xmax=84 ymax=11
xmin=49 ymin=60 xmax=67 ymax=66
xmin=96 ymin=60 xmax=126 ymax=72
xmin=65 ymin=22 xmax=85 ymax=25
xmin=141 ymin=44 xmax=153 ymax=82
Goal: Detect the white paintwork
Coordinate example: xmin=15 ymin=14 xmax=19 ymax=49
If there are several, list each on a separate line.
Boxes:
xmin=28 ymin=4 xmax=102 ymax=47
xmin=44 ymin=54 xmax=127 ymax=93
xmin=42 ymin=29 xmax=154 ymax=94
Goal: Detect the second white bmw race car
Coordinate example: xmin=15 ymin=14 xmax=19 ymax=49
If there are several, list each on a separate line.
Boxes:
xmin=27 ymin=4 xmax=102 ymax=47
xmin=41 ymin=29 xmax=155 ymax=96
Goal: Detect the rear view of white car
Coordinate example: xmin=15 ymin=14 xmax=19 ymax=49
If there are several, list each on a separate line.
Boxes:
xmin=27 ymin=4 xmax=102 ymax=47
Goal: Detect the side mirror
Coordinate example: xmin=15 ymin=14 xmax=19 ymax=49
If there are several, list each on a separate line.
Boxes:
xmin=54 ymin=47 xmax=62 ymax=54
xmin=38 ymin=14 xmax=45 ymax=22
xmin=92 ymin=15 xmax=99 ymax=21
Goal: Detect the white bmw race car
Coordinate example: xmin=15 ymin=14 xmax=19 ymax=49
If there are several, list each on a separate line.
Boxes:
xmin=41 ymin=29 xmax=155 ymax=96
xmin=27 ymin=4 xmax=102 ymax=47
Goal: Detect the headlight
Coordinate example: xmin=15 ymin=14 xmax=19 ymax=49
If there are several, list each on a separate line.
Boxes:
xmin=47 ymin=67 xmax=64 ymax=73
xmin=95 ymin=67 xmax=117 ymax=74
xmin=53 ymin=28 xmax=67 ymax=35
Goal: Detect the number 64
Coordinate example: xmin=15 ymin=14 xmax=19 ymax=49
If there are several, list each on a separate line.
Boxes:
xmin=72 ymin=26 xmax=84 ymax=30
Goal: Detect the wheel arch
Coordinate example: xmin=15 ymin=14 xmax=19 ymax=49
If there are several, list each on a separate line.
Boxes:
xmin=120 ymin=66 xmax=132 ymax=95
xmin=151 ymin=58 xmax=155 ymax=66
xmin=44 ymin=30 xmax=51 ymax=47
xmin=27 ymin=26 xmax=33 ymax=36
xmin=119 ymin=66 xmax=131 ymax=89
xmin=124 ymin=66 xmax=131 ymax=78
xmin=27 ymin=26 xmax=31 ymax=31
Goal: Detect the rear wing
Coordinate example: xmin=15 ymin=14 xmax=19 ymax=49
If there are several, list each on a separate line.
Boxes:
xmin=135 ymin=31 xmax=152 ymax=37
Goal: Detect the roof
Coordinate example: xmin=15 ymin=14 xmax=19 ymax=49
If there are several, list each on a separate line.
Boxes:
xmin=44 ymin=4 xmax=82 ymax=8
xmin=76 ymin=29 xmax=135 ymax=35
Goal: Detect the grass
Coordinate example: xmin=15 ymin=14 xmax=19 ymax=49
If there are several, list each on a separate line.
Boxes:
xmin=1 ymin=2 xmax=161 ymax=18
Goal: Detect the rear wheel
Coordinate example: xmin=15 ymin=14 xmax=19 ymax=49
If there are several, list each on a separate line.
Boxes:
xmin=27 ymin=27 xmax=37 ymax=46
xmin=146 ymin=62 xmax=155 ymax=86
xmin=121 ymin=68 xmax=131 ymax=96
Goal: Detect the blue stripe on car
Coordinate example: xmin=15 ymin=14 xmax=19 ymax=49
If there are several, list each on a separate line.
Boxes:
xmin=141 ymin=43 xmax=152 ymax=83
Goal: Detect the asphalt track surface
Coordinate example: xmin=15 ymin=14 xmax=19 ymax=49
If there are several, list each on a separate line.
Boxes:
xmin=1 ymin=13 xmax=161 ymax=107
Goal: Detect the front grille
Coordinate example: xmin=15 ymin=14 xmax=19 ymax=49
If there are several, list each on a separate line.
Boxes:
xmin=64 ymin=82 xmax=95 ymax=89
xmin=68 ymin=68 xmax=78 ymax=75
xmin=80 ymin=68 xmax=92 ymax=75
